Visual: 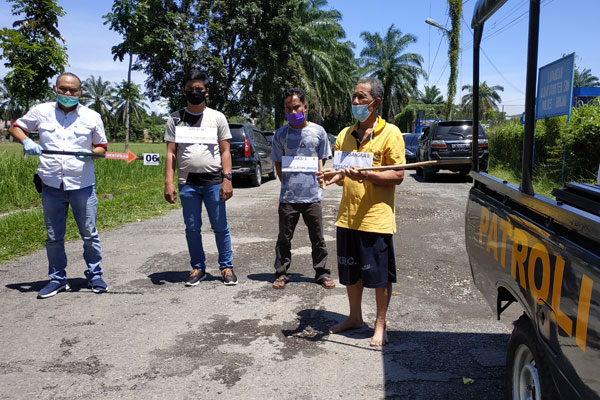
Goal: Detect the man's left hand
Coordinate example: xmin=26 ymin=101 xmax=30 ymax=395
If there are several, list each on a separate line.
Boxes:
xmin=76 ymin=149 xmax=93 ymax=161
xmin=220 ymin=178 xmax=233 ymax=201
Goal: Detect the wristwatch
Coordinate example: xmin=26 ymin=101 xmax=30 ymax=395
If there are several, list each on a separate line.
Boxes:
xmin=223 ymin=173 xmax=233 ymax=180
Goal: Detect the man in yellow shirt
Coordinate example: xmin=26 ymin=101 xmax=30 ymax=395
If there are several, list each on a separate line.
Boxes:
xmin=318 ymin=77 xmax=405 ymax=346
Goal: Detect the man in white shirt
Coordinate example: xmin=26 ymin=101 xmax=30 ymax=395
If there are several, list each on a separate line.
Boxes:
xmin=9 ymin=72 xmax=109 ymax=299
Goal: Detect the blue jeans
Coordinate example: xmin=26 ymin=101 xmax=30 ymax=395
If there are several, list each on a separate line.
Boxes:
xmin=178 ymin=183 xmax=233 ymax=271
xmin=41 ymin=184 xmax=103 ymax=282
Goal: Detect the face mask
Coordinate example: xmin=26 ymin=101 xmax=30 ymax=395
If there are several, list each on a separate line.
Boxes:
xmin=351 ymin=100 xmax=375 ymax=122
xmin=57 ymin=93 xmax=79 ymax=108
xmin=285 ymin=111 xmax=306 ymax=126
xmin=185 ymin=90 xmax=206 ymax=105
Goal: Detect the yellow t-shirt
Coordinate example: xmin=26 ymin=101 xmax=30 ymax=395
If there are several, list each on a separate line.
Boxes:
xmin=334 ymin=118 xmax=405 ymax=234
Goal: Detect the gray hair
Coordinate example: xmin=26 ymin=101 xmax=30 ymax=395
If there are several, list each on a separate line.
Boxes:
xmin=357 ymin=76 xmax=384 ymax=100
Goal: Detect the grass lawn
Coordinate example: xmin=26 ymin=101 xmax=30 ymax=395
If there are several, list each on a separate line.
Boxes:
xmin=0 ymin=142 xmax=178 ymax=263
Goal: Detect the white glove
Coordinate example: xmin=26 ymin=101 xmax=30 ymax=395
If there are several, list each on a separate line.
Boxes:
xmin=23 ymin=138 xmax=43 ymax=156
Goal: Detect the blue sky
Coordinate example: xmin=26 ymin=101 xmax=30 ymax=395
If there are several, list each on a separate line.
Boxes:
xmin=1 ymin=0 xmax=599 ymax=116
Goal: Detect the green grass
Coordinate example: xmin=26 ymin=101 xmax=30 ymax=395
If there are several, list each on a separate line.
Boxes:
xmin=0 ymin=142 xmax=178 ymax=263
xmin=488 ymin=164 xmax=560 ymax=199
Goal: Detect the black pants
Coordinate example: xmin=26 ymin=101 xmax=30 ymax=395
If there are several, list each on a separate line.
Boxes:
xmin=274 ymin=202 xmax=329 ymax=281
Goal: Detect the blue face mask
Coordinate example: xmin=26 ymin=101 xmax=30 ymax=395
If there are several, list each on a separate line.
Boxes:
xmin=57 ymin=93 xmax=79 ymax=108
xmin=351 ymin=100 xmax=375 ymax=122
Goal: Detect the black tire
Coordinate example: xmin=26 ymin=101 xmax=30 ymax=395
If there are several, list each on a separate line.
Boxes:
xmin=505 ymin=315 xmax=559 ymax=400
xmin=423 ymin=166 xmax=435 ymax=182
xmin=250 ymin=163 xmax=262 ymax=187
xmin=268 ymin=166 xmax=276 ymax=180
xmin=416 ymin=167 xmax=423 ymax=176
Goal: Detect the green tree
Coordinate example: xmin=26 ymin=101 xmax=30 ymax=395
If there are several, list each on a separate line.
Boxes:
xmin=290 ymin=0 xmax=357 ymax=125
xmin=445 ymin=0 xmax=462 ymax=119
xmin=0 ymin=78 xmax=22 ymax=125
xmin=113 ymin=81 xmax=149 ymax=138
xmin=80 ymin=75 xmax=116 ymax=124
xmin=418 ymin=85 xmax=444 ymax=104
xmin=0 ymin=0 xmax=68 ymax=117
xmin=359 ymin=25 xmax=425 ymax=120
xmin=461 ymin=81 xmax=504 ymax=120
xmin=574 ymin=67 xmax=600 ymax=88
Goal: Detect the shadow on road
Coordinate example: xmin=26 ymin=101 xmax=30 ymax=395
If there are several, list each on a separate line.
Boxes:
xmin=284 ymin=308 xmax=509 ymax=399
xmin=147 ymin=270 xmax=220 ymax=285
xmin=6 ymin=277 xmax=89 ymax=292
xmin=247 ymin=273 xmax=315 ymax=284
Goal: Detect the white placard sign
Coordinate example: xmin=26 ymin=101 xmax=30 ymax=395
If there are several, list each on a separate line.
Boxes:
xmin=333 ymin=151 xmax=373 ymax=170
xmin=175 ymin=126 xmax=218 ymax=144
xmin=281 ymin=156 xmax=319 ymax=172
xmin=143 ymin=153 xmax=160 ymax=166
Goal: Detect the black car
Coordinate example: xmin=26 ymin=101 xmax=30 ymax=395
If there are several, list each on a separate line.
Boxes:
xmin=402 ymin=132 xmax=420 ymax=164
xmin=229 ymin=124 xmax=275 ymax=186
xmin=262 ymin=130 xmax=274 ymax=145
xmin=416 ymin=120 xmax=489 ymax=181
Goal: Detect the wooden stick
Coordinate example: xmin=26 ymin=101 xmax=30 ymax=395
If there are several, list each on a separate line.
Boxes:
xmin=318 ymin=159 xmax=326 ymax=190
xmin=321 ymin=159 xmax=471 ymax=178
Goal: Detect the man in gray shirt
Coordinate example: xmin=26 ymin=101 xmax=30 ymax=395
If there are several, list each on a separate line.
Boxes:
xmin=270 ymin=88 xmax=334 ymax=289
xmin=164 ymin=70 xmax=237 ymax=286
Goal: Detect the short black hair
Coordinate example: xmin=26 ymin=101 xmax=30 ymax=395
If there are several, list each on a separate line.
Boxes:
xmin=183 ymin=70 xmax=210 ymax=87
xmin=282 ymin=87 xmax=306 ymax=105
xmin=56 ymin=72 xmax=81 ymax=87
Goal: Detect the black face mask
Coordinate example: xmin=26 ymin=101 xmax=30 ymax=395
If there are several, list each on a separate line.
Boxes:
xmin=185 ymin=90 xmax=206 ymax=105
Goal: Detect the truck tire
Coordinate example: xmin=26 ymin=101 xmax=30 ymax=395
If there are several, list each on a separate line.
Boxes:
xmin=505 ymin=315 xmax=559 ymax=400
xmin=250 ymin=163 xmax=262 ymax=187
xmin=416 ymin=167 xmax=423 ymax=176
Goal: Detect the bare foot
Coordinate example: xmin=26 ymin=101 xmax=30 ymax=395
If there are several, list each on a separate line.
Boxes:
xmin=370 ymin=320 xmax=389 ymax=347
xmin=329 ymin=317 xmax=363 ymax=334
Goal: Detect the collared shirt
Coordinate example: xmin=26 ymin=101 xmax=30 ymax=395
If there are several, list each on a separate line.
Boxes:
xmin=16 ymin=102 xmax=108 ymax=190
xmin=334 ymin=118 xmax=406 ymax=234
xmin=270 ymin=122 xmax=331 ymax=203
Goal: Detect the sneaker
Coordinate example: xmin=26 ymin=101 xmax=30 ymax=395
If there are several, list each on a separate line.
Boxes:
xmin=88 ymin=277 xmax=108 ymax=294
xmin=221 ymin=268 xmax=238 ymax=286
xmin=84 ymin=271 xmax=108 ymax=294
xmin=37 ymin=280 xmax=71 ymax=299
xmin=185 ymin=269 xmax=207 ymax=287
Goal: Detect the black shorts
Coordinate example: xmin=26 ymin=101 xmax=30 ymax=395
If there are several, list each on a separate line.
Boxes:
xmin=336 ymin=227 xmax=396 ymax=288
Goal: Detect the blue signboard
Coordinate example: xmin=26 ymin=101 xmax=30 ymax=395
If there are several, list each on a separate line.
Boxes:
xmin=536 ymin=53 xmax=575 ymax=119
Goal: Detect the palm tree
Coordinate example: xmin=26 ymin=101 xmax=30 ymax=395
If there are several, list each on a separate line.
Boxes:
xmin=461 ymin=81 xmax=504 ymax=119
xmin=0 ymin=79 xmax=22 ymax=124
xmin=573 ymin=67 xmax=600 ymax=88
xmin=290 ymin=0 xmax=357 ymax=124
xmin=359 ymin=25 xmax=425 ymax=120
xmin=113 ymin=81 xmax=148 ymax=136
xmin=419 ymin=85 xmax=444 ymax=104
xmin=80 ymin=75 xmax=116 ymax=123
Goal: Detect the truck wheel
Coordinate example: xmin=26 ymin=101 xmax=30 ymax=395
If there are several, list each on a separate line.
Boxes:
xmin=505 ymin=315 xmax=559 ymax=400
xmin=416 ymin=167 xmax=423 ymax=176
xmin=250 ymin=163 xmax=262 ymax=187
xmin=423 ymin=167 xmax=435 ymax=182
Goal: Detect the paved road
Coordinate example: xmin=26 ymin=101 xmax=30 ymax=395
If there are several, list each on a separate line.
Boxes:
xmin=0 ymin=165 xmax=516 ymax=399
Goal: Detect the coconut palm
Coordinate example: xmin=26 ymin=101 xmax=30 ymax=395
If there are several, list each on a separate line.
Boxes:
xmin=0 ymin=79 xmax=22 ymax=123
xmin=113 ymin=80 xmax=148 ymax=129
xmin=290 ymin=0 xmax=357 ymax=124
xmin=419 ymin=85 xmax=444 ymax=104
xmin=359 ymin=25 xmax=425 ymax=120
xmin=461 ymin=81 xmax=504 ymax=119
xmin=80 ymin=75 xmax=116 ymax=122
xmin=573 ymin=67 xmax=600 ymax=88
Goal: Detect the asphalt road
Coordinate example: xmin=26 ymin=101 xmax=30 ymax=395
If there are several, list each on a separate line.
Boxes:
xmin=0 ymin=164 xmax=516 ymax=399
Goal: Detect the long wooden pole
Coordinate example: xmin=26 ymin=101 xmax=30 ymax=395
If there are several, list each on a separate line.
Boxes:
xmin=321 ymin=159 xmax=471 ymax=178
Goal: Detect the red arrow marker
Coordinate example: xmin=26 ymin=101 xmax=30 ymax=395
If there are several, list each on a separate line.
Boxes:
xmin=104 ymin=150 xmax=139 ymax=164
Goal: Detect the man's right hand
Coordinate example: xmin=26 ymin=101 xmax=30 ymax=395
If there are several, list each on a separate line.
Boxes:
xmin=22 ymin=138 xmax=43 ymax=156
xmin=164 ymin=183 xmax=177 ymax=204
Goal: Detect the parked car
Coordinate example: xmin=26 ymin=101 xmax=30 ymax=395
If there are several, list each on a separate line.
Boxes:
xmin=416 ymin=120 xmax=488 ymax=181
xmin=262 ymin=130 xmax=274 ymax=145
xmin=229 ymin=124 xmax=275 ymax=186
xmin=402 ymin=132 xmax=420 ymax=164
